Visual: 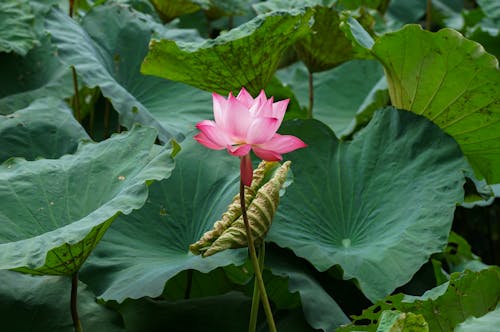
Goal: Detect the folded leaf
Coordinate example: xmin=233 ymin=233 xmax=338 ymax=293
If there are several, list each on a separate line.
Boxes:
xmin=190 ymin=160 xmax=291 ymax=257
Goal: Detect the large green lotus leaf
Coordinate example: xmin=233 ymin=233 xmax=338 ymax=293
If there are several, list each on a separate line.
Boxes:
xmin=266 ymin=246 xmax=350 ymax=331
xmin=0 ymin=0 xmax=38 ymax=55
xmin=0 ymin=98 xmax=89 ymax=163
xmin=80 ymin=137 xmax=247 ymax=302
xmin=455 ymin=304 xmax=500 ymax=332
xmin=338 ymin=267 xmax=500 ymax=331
xmin=45 ymin=4 xmax=213 ymax=142
xmin=276 ymin=59 xmax=388 ymax=137
xmin=371 ymin=25 xmax=500 ymax=183
xmin=0 ymin=35 xmax=73 ymax=114
xmin=268 ymin=107 xmax=466 ymax=301
xmin=141 ymin=8 xmax=313 ymax=96
xmin=0 ymin=126 xmax=174 ymax=275
xmin=0 ymin=270 xmax=124 ymax=332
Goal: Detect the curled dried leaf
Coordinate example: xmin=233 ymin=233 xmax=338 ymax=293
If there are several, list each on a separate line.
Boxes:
xmin=190 ymin=161 xmax=291 ymax=257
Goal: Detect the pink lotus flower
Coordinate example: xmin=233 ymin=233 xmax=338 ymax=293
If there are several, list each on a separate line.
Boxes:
xmin=194 ymin=88 xmax=307 ymax=186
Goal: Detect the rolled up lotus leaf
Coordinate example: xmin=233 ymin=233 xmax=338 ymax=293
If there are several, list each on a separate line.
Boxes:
xmin=190 ymin=160 xmax=290 ymax=257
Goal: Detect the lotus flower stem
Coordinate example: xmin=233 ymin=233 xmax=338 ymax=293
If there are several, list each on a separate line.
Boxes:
xmin=307 ymin=69 xmax=314 ymax=119
xmin=71 ymin=272 xmax=83 ymax=332
xmin=426 ymin=0 xmax=432 ymax=31
xmin=71 ymin=67 xmax=81 ymax=123
xmin=248 ymin=242 xmax=266 ymax=332
xmin=69 ymin=0 xmax=75 ymax=17
xmin=239 ymin=164 xmax=277 ymax=332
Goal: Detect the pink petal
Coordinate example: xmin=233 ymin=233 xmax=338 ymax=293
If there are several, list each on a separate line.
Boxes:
xmin=194 ymin=132 xmax=225 ymax=150
xmin=255 ymin=90 xmax=268 ymax=106
xmin=240 ymin=153 xmax=253 ymax=186
xmin=236 ymin=87 xmax=254 ymax=107
xmin=195 ymin=120 xmax=230 ymax=148
xmin=246 ymin=117 xmax=279 ymax=144
xmin=271 ymin=99 xmax=289 ymax=122
xmin=252 ymin=147 xmax=283 ymax=161
xmin=227 ymin=144 xmax=252 ymax=157
xmin=254 ymin=96 xmax=274 ymax=118
xmin=255 ymin=134 xmax=307 ymax=155
xmin=225 ymin=94 xmax=253 ymax=140
xmin=212 ymin=92 xmax=228 ymax=129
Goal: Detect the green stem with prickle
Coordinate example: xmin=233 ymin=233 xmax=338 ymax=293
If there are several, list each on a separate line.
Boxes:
xmin=71 ymin=273 xmax=83 ymax=332
xmin=240 ymin=157 xmax=277 ymax=332
xmin=248 ymin=242 xmax=266 ymax=332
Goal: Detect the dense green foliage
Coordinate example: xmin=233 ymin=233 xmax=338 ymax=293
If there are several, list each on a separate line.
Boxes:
xmin=0 ymin=0 xmax=499 ymax=331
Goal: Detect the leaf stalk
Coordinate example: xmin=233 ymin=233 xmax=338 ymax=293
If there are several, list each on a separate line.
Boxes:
xmin=71 ymin=273 xmax=83 ymax=332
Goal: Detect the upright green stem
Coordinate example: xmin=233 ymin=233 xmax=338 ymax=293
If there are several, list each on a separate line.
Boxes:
xmin=69 ymin=0 xmax=75 ymax=17
xmin=71 ymin=273 xmax=83 ymax=332
xmin=239 ymin=159 xmax=277 ymax=332
xmin=307 ymin=69 xmax=314 ymax=119
xmin=71 ymin=67 xmax=81 ymax=123
xmin=426 ymin=0 xmax=432 ymax=31
xmin=248 ymin=242 xmax=266 ymax=332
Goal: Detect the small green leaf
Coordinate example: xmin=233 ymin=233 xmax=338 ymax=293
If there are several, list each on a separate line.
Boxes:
xmin=141 ymin=9 xmax=313 ymax=95
xmin=0 ymin=126 xmax=174 ymax=275
xmin=190 ymin=161 xmax=291 ymax=257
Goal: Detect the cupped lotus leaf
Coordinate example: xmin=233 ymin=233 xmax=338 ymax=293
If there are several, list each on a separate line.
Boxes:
xmin=276 ymin=59 xmax=388 ymax=137
xmin=0 ymin=98 xmax=89 ymax=163
xmin=150 ymin=0 xmax=209 ymax=22
xmin=0 ymin=270 xmax=124 ymax=332
xmin=268 ymin=107 xmax=466 ymax=301
xmin=80 ymin=138 xmax=248 ymax=302
xmin=0 ymin=0 xmax=38 ymax=55
xmin=141 ymin=8 xmax=313 ymax=95
xmin=338 ymin=267 xmax=500 ymax=331
xmin=0 ymin=35 xmax=73 ymax=113
xmin=295 ymin=7 xmax=375 ymax=72
xmin=45 ymin=4 xmax=213 ymax=142
xmin=0 ymin=126 xmax=174 ymax=275
xmin=371 ymin=25 xmax=500 ymax=183
xmin=190 ymin=161 xmax=291 ymax=257
xmin=455 ymin=304 xmax=500 ymax=332
xmin=255 ymin=1 xmax=371 ymax=71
